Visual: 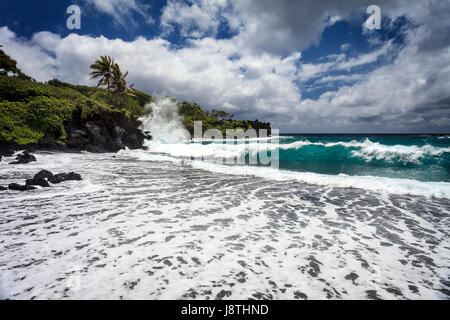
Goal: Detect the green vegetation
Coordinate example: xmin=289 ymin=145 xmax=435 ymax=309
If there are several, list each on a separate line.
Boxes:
xmin=0 ymin=73 xmax=151 ymax=145
xmin=46 ymin=78 xmax=149 ymax=117
xmin=89 ymin=55 xmax=136 ymax=108
xmin=0 ymin=45 xmax=32 ymax=80
xmin=179 ymin=101 xmax=253 ymax=135
xmin=89 ymin=55 xmax=115 ymax=92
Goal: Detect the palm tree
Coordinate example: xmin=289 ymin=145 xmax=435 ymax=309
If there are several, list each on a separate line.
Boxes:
xmin=89 ymin=55 xmax=115 ymax=92
xmin=111 ymin=63 xmax=135 ymax=107
xmin=0 ymin=44 xmax=31 ymax=79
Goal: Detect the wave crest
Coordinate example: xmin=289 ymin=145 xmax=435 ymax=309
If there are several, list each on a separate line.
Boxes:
xmin=276 ymin=138 xmax=450 ymax=164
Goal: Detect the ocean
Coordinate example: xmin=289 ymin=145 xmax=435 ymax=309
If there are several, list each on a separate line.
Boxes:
xmin=1 ymin=100 xmax=449 ymax=300
xmin=278 ymin=134 xmax=450 ymax=181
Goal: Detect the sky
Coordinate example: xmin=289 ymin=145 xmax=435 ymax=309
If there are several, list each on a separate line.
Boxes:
xmin=0 ymin=0 xmax=449 ymax=133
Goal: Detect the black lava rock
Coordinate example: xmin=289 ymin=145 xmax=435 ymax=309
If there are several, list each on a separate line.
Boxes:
xmin=63 ymin=107 xmax=148 ymax=152
xmin=8 ymin=183 xmax=36 ymax=191
xmin=26 ymin=177 xmax=50 ymax=188
xmin=48 ymin=173 xmax=67 ymax=184
xmin=37 ymin=135 xmax=61 ymax=150
xmin=0 ymin=147 xmax=14 ymax=158
xmin=9 ymin=151 xmax=37 ymax=164
xmin=66 ymin=172 xmax=82 ymax=181
xmin=48 ymin=172 xmax=82 ymax=184
xmin=0 ymin=186 xmax=7 ymax=191
xmin=34 ymin=169 xmax=54 ymax=180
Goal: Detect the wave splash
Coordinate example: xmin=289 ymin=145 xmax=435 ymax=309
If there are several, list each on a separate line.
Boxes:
xmin=140 ymin=97 xmax=191 ymax=144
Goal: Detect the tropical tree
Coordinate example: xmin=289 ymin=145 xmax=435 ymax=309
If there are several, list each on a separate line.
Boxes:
xmin=0 ymin=44 xmax=32 ymax=80
xmin=89 ymin=55 xmax=115 ymax=92
xmin=211 ymin=109 xmax=234 ymax=120
xmin=110 ymin=63 xmax=135 ymax=106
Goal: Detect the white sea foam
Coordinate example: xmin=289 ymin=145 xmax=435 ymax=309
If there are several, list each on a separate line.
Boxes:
xmin=337 ymin=139 xmax=450 ymax=163
xmin=140 ymin=140 xmax=282 ymax=161
xmin=120 ymin=148 xmax=450 ymax=199
xmin=274 ymin=138 xmax=450 ymax=163
xmin=140 ymin=97 xmax=191 ymax=144
xmin=2 ymin=150 xmax=449 ymax=299
xmin=190 ymin=161 xmax=450 ymax=198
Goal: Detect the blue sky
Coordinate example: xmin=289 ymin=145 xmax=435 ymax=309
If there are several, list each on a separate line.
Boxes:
xmin=0 ymin=0 xmax=449 ymax=133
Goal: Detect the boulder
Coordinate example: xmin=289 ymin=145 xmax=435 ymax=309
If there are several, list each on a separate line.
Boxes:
xmin=112 ymin=126 xmax=127 ymax=140
xmin=70 ymin=129 xmax=87 ymax=139
xmin=0 ymin=186 xmax=7 ymax=191
xmin=65 ymin=136 xmax=90 ymax=149
xmin=0 ymin=147 xmax=14 ymax=157
xmin=66 ymin=172 xmax=82 ymax=181
xmin=48 ymin=173 xmax=67 ymax=184
xmin=8 ymin=183 xmax=36 ymax=191
xmin=34 ymin=170 xmax=54 ymax=180
xmin=37 ymin=136 xmax=60 ymax=150
xmin=65 ymin=129 xmax=90 ymax=149
xmin=85 ymin=144 xmax=104 ymax=153
xmin=0 ymin=147 xmax=15 ymax=161
xmin=48 ymin=172 xmax=82 ymax=184
xmin=9 ymin=151 xmax=37 ymax=164
xmin=26 ymin=177 xmax=50 ymax=188
xmin=85 ymin=122 xmax=107 ymax=146
xmin=110 ymin=139 xmax=125 ymax=151
xmin=124 ymin=134 xmax=141 ymax=149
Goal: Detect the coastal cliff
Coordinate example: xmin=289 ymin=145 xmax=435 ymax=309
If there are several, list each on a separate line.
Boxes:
xmin=0 ymin=109 xmax=147 ymax=154
xmin=0 ymin=75 xmax=150 ymax=154
xmin=63 ymin=107 xmax=147 ymax=153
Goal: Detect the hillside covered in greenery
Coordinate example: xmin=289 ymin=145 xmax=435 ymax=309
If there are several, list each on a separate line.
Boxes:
xmin=0 ymin=75 xmax=151 ymax=145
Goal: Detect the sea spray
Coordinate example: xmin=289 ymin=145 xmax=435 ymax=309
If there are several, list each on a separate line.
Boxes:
xmin=138 ymin=97 xmax=279 ymax=166
xmin=140 ymin=97 xmax=191 ymax=144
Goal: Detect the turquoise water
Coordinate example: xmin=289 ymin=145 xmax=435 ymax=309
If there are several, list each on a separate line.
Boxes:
xmin=275 ymin=134 xmax=450 ymax=182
